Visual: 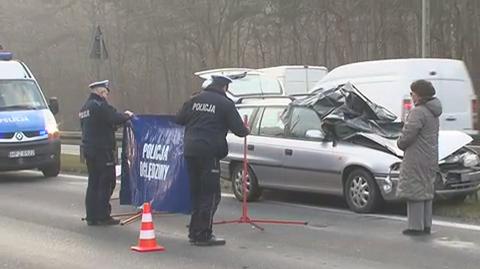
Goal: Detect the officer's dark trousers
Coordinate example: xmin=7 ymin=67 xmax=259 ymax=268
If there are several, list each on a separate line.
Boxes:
xmin=84 ymin=149 xmax=116 ymax=221
xmin=185 ymin=156 xmax=221 ymax=241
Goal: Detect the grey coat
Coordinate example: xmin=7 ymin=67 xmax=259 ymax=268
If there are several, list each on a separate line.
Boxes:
xmin=397 ymin=97 xmax=442 ymax=201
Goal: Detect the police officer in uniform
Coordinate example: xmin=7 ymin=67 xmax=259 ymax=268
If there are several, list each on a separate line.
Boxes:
xmin=79 ymin=80 xmax=133 ymax=226
xmin=176 ymin=75 xmax=249 ymax=246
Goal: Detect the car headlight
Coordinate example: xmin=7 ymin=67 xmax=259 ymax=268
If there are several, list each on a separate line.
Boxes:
xmin=462 ymin=151 xmax=480 ymax=167
xmin=443 ymin=154 xmax=461 ymax=164
xmin=383 ymin=162 xmax=401 ymax=194
xmin=383 ymin=175 xmax=393 ymax=193
xmin=44 ymin=110 xmax=60 ymax=140
xmin=390 ymin=162 xmax=401 ymax=172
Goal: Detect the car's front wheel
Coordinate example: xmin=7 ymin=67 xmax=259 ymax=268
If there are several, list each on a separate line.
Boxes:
xmin=344 ymin=168 xmax=382 ymax=213
xmin=231 ymin=163 xmax=262 ymax=202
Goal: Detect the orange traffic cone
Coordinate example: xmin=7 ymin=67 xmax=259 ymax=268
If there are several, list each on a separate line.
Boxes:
xmin=131 ymin=202 xmax=166 ymax=252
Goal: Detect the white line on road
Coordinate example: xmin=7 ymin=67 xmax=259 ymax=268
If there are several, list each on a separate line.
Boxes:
xmin=369 ymin=214 xmax=480 ymax=232
xmin=268 ymin=200 xmax=480 ymax=232
xmin=223 ymin=197 xmax=480 ymax=234
xmin=60 ymin=173 xmax=88 ymax=180
xmin=38 ymin=171 xmax=480 ymax=232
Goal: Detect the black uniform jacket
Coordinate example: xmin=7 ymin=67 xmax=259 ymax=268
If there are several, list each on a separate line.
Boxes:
xmin=79 ymin=93 xmax=130 ymax=152
xmin=176 ymin=88 xmax=249 ymax=158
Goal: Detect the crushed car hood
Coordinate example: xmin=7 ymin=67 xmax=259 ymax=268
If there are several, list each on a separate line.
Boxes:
xmin=353 ymin=131 xmax=472 ymax=160
xmin=353 ymin=133 xmax=404 ymax=157
xmin=296 ymin=82 xmax=401 ymax=139
xmin=297 ymin=83 xmax=473 ymax=160
xmin=438 ymin=130 xmax=473 ymax=160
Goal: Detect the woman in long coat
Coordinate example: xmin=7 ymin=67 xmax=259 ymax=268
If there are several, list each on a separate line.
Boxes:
xmin=397 ymin=79 xmax=442 ymax=236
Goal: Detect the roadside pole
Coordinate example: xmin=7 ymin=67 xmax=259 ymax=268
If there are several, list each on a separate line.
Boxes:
xmin=90 ymin=25 xmax=109 ymax=80
xmin=421 ymin=0 xmax=430 ymax=58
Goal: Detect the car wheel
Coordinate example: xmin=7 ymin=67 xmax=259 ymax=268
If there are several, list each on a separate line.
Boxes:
xmin=231 ymin=163 xmax=261 ymax=202
xmin=41 ymin=158 xmax=61 ymax=178
xmin=344 ymin=168 xmax=382 ymax=213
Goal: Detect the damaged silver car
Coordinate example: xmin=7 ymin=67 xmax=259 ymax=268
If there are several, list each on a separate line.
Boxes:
xmin=220 ymin=83 xmax=480 ymax=213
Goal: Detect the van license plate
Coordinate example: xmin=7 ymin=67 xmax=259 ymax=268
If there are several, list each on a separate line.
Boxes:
xmin=9 ymin=150 xmax=35 ymax=158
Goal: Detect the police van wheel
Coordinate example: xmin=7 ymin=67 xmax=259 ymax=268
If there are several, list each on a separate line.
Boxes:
xmin=41 ymin=159 xmax=61 ymax=178
xmin=231 ymin=164 xmax=261 ymax=202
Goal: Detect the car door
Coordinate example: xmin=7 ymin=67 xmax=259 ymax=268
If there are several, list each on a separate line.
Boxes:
xmin=221 ymin=106 xmax=258 ymax=177
xmin=246 ymin=106 xmax=287 ymax=187
xmin=281 ymin=107 xmax=343 ymax=195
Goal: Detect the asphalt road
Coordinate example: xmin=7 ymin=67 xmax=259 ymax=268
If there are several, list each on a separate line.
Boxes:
xmin=1 ymin=172 xmax=480 ymax=269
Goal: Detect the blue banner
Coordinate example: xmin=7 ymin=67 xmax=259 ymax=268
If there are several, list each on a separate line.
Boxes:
xmin=120 ymin=115 xmax=191 ymax=214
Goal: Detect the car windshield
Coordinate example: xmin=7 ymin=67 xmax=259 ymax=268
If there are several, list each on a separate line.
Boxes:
xmin=0 ymin=80 xmax=47 ymax=111
xmin=229 ymin=74 xmax=282 ymax=96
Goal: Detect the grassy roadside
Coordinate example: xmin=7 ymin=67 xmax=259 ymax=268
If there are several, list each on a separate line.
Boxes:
xmin=433 ymin=195 xmax=480 ymax=224
xmin=61 ymin=154 xmax=87 ymax=174
xmin=61 ymin=154 xmax=480 ymax=223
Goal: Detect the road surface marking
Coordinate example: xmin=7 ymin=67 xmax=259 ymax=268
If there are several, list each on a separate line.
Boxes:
xmin=252 ymin=200 xmax=480 ymax=232
xmin=20 ymin=171 xmax=480 ymax=232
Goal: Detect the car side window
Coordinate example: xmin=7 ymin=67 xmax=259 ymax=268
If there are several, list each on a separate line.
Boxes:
xmin=288 ymin=107 xmax=324 ymax=139
xmin=250 ymin=107 xmax=263 ymax=135
xmin=236 ymin=107 xmax=255 ymax=125
xmin=258 ymin=107 xmax=286 ymax=137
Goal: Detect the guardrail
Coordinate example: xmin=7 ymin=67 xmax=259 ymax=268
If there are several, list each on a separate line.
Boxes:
xmin=60 ymin=131 xmax=123 ymax=145
xmin=60 ymin=131 xmax=122 ymax=161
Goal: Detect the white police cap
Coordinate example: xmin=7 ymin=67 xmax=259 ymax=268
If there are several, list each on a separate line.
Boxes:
xmin=201 ymin=78 xmax=213 ymax=89
xmin=88 ymin=80 xmax=110 ymax=91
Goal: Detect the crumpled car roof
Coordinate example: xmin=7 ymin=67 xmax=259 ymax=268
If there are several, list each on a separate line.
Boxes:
xmin=292 ymin=82 xmax=402 ymax=139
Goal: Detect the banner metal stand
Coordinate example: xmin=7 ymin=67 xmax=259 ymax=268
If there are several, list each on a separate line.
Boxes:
xmin=81 ymin=210 xmax=142 ymax=225
xmin=214 ymin=116 xmax=308 ymax=231
xmin=113 ymin=210 xmax=173 ymax=226
xmin=117 ymin=211 xmax=142 ymax=225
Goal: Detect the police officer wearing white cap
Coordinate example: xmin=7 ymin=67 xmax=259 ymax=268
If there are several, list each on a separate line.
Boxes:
xmin=79 ymin=80 xmax=134 ymax=226
xmin=176 ymin=75 xmax=250 ymax=246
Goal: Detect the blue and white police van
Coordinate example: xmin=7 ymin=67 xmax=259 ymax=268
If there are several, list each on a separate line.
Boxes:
xmin=0 ymin=51 xmax=60 ymax=177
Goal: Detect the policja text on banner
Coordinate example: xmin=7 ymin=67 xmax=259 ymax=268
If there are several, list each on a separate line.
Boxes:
xmin=120 ymin=115 xmax=191 ymax=214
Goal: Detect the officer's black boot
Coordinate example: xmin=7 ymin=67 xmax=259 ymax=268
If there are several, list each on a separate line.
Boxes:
xmin=86 ymin=220 xmax=98 ymax=226
xmin=193 ymin=235 xmax=226 ymax=246
xmin=96 ymin=217 xmax=120 ymax=226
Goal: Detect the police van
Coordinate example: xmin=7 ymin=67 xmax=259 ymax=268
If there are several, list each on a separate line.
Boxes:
xmin=0 ymin=51 xmax=61 ymax=177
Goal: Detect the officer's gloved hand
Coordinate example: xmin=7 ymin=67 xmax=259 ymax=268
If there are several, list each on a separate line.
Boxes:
xmin=124 ymin=110 xmax=134 ymax=118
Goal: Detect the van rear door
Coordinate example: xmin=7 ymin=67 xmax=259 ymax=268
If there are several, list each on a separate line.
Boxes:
xmin=430 ymin=79 xmax=473 ymax=132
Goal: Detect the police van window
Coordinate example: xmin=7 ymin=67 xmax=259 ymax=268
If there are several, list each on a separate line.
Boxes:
xmin=288 ymin=107 xmax=324 ymax=139
xmin=229 ymin=74 xmax=282 ymax=96
xmin=0 ymin=80 xmax=47 ymax=110
xmin=258 ymin=107 xmax=286 ymax=137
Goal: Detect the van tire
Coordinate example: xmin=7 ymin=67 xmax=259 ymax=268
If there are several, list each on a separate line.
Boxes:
xmin=344 ymin=168 xmax=382 ymax=213
xmin=231 ymin=164 xmax=261 ymax=202
xmin=41 ymin=158 xmax=61 ymax=178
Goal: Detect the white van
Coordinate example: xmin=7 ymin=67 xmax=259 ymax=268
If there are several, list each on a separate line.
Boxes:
xmin=312 ymin=58 xmax=478 ymax=133
xmin=0 ymin=51 xmax=61 ymax=177
xmin=258 ymin=65 xmax=328 ymax=95
xmin=195 ymin=68 xmax=284 ymax=103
